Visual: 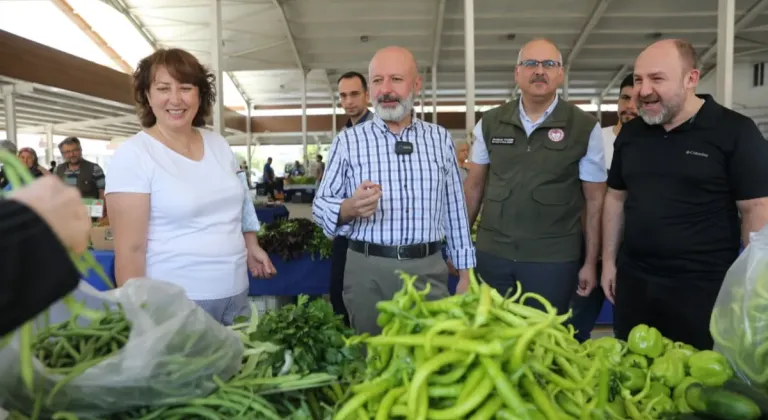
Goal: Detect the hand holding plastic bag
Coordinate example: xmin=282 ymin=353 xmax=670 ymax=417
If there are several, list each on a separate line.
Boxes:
xmin=710 ymin=227 xmax=768 ymax=392
xmin=0 ymin=279 xmax=244 ymax=418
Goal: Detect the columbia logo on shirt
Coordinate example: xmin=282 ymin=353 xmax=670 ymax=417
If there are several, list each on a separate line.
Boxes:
xmin=686 ymin=150 xmax=709 ymax=158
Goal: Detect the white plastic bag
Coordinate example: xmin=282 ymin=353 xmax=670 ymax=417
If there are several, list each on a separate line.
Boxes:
xmin=0 ymin=279 xmax=244 ymax=417
xmin=710 ymin=227 xmax=768 ymax=392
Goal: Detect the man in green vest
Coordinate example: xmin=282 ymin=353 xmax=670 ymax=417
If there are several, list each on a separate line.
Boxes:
xmin=463 ymin=39 xmax=607 ymax=316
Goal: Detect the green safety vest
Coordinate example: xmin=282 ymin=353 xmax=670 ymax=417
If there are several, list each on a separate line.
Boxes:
xmin=476 ymin=99 xmax=597 ymax=262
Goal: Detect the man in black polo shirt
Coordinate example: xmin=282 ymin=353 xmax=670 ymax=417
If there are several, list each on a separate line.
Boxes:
xmin=329 ymin=71 xmax=373 ymax=326
xmin=602 ymin=39 xmax=768 ymax=350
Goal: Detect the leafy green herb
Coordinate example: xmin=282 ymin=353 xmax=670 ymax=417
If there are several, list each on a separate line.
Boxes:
xmin=258 ymin=218 xmax=332 ymax=261
xmin=250 ymin=295 xmax=364 ymax=380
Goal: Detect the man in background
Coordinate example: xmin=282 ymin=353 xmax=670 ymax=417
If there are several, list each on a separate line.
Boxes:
xmin=570 ymin=73 xmax=637 ymax=342
xmin=602 ymin=74 xmax=638 ymax=170
xmin=262 ymin=157 xmax=275 ymax=200
xmin=55 ymin=137 xmax=105 ymax=201
xmin=327 ymin=71 xmax=374 ymax=326
xmin=314 ymin=154 xmax=325 ymax=186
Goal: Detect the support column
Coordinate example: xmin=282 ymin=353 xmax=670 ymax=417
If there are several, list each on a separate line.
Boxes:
xmin=716 ymin=0 xmax=735 ymax=109
xmin=420 ymin=68 xmax=426 ymax=120
xmin=562 ymin=70 xmax=570 ymax=101
xmin=464 ymin=0 xmax=475 ymax=141
xmin=3 ymin=90 xmax=17 ymax=145
xmin=246 ymin=101 xmax=252 ymax=171
xmin=45 ymin=124 xmax=54 ymax=163
xmin=596 ymin=99 xmax=602 ymax=126
xmin=431 ymin=65 xmax=438 ymax=124
xmin=332 ymin=95 xmax=337 ymax=138
xmin=301 ymin=70 xmax=308 ymax=167
xmin=211 ymin=0 xmax=225 ymax=134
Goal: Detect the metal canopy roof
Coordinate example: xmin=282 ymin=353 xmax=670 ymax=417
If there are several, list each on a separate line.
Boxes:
xmin=111 ymin=0 xmax=768 ymax=106
xmin=0 ymin=75 xmax=242 ymax=141
xmin=2 ymin=0 xmax=767 ymax=142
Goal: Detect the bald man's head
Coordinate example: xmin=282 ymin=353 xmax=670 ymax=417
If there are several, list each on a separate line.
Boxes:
xmin=633 ymin=39 xmax=700 ymax=126
xmin=515 ymin=39 xmax=564 ymax=99
xmin=368 ymin=46 xmax=422 ymax=123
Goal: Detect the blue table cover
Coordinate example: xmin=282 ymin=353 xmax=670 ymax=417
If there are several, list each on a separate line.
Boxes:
xmin=255 ymin=204 xmax=289 ymax=224
xmin=87 ymin=250 xmax=330 ymax=296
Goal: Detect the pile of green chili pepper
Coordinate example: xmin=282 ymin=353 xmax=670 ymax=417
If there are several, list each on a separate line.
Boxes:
xmin=333 ymin=270 xmax=615 ymax=420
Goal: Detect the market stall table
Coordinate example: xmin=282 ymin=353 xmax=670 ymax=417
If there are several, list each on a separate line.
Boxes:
xmin=254 ymin=204 xmax=289 ymax=224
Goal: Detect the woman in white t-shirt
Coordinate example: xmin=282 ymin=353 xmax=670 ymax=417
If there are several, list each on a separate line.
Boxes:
xmin=105 ymin=48 xmax=276 ymax=325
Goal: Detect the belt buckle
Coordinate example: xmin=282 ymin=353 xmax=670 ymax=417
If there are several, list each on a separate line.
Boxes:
xmin=364 ymin=242 xmax=369 ymax=257
xmin=396 ymin=245 xmax=406 ymax=261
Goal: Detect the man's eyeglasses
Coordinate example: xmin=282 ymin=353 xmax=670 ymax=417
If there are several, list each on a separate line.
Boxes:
xmin=518 ymin=59 xmax=561 ymax=69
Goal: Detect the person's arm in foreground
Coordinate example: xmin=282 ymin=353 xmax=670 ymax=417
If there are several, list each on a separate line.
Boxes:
xmin=601 ymin=132 xmax=628 ymax=304
xmin=729 ymin=121 xmax=768 ymax=245
xmin=442 ymin=129 xmax=477 ymax=293
xmin=578 ymin=123 xmax=608 ymax=296
xmin=104 ymin=144 xmax=150 ymax=287
xmin=236 ymin=162 xmax=276 ymax=278
xmin=0 ymin=177 xmax=90 ymax=336
xmin=463 ymin=121 xmax=488 ymax=227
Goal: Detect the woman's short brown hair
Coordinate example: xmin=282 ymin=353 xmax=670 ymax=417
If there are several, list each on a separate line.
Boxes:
xmin=132 ymin=48 xmax=216 ymax=128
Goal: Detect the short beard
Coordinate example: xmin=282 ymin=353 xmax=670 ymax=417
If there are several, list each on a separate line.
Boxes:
xmin=638 ymin=87 xmax=685 ymax=126
xmin=374 ymin=93 xmax=415 ymax=122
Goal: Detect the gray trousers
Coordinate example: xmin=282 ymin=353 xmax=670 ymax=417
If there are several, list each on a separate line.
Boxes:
xmin=342 ymin=249 xmax=450 ymax=335
xmin=194 ymin=288 xmax=251 ymax=326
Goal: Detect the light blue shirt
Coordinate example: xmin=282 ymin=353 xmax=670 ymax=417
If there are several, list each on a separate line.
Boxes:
xmin=238 ymin=171 xmax=261 ymax=232
xmin=470 ymin=95 xmax=607 ymax=183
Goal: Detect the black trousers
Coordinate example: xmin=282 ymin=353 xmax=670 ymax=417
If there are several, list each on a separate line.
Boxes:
xmin=475 ymin=250 xmax=579 ymax=316
xmin=614 ymin=263 xmax=722 ymax=350
xmin=329 ymin=236 xmax=350 ymax=326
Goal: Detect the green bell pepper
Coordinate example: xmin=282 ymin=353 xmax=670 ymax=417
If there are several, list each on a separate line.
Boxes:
xmin=648 ymin=381 xmax=671 ymax=398
xmin=663 ymin=337 xmax=674 ymax=351
xmin=665 ymin=348 xmax=695 ymax=365
xmin=641 ymin=394 xmax=675 ymax=418
xmin=620 ymin=367 xmax=646 ymax=392
xmin=607 ymin=396 xmax=627 ymax=418
xmin=587 ymin=336 xmax=624 ymax=366
xmin=650 ymin=355 xmax=687 ymax=388
xmin=673 ymin=376 xmax=701 ymax=413
xmin=688 ymin=350 xmax=734 ymax=387
xmin=621 ymin=354 xmax=649 ymax=370
xmin=628 ymin=324 xmax=665 ymax=358
xmin=673 ymin=341 xmax=697 ymax=352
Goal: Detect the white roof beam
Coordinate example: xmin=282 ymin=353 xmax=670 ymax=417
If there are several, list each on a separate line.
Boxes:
xmin=600 ymin=64 xmax=631 ymax=99
xmin=18 ymin=114 xmax=139 ymax=134
xmin=565 ymin=0 xmax=612 ymax=70
xmin=103 ymin=0 xmax=251 ymax=103
xmin=700 ymin=0 xmax=768 ymax=79
xmin=271 ymin=0 xmax=303 ymax=71
xmin=431 ymin=0 xmax=447 ymax=70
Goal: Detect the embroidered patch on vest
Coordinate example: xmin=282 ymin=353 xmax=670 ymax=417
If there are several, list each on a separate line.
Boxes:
xmin=548 ymin=128 xmax=565 ymax=142
xmin=490 ymin=137 xmax=515 ymax=145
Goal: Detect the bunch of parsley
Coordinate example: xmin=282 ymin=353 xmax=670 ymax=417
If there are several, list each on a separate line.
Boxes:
xmin=250 ymin=295 xmax=364 ymax=380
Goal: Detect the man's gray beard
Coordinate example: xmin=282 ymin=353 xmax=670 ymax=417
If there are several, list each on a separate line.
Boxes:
xmin=639 ymin=107 xmax=671 ymax=125
xmin=374 ymin=93 xmax=415 ymax=122
xmin=638 ymin=91 xmax=684 ymax=126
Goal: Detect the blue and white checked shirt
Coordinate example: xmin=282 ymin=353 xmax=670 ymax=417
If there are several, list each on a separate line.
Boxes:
xmin=312 ymin=115 xmax=476 ymax=270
